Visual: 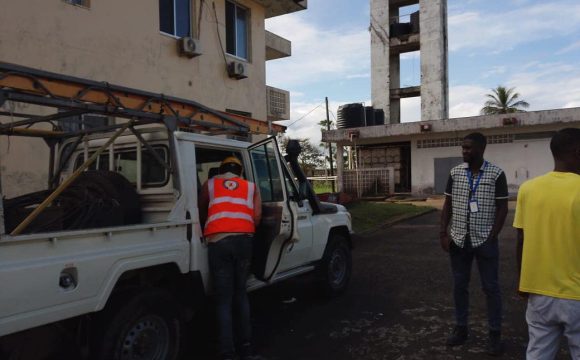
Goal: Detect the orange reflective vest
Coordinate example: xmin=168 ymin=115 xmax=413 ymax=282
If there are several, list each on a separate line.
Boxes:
xmin=203 ymin=177 xmax=256 ymax=237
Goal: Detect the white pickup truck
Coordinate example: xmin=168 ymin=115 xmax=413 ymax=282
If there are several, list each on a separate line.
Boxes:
xmin=0 ymin=125 xmax=353 ymax=359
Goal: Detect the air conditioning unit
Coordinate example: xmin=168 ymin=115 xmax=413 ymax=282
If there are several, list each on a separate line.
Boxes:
xmin=178 ymin=37 xmax=202 ymax=58
xmin=228 ymin=61 xmax=248 ymax=80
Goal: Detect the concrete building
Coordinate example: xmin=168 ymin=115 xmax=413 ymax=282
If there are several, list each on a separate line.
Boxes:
xmin=370 ymin=0 xmax=448 ymax=123
xmin=322 ymin=108 xmax=580 ymax=195
xmin=0 ymin=0 xmax=305 ymax=196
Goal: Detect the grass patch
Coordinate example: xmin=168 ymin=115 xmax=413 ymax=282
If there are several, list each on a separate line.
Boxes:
xmin=313 ymin=181 xmax=334 ymax=194
xmin=346 ymin=201 xmax=434 ymax=233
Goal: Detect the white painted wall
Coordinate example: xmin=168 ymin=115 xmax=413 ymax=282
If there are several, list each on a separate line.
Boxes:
xmin=411 ymin=138 xmax=554 ymax=194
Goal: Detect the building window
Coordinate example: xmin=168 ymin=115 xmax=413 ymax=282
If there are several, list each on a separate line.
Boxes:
xmin=416 ymin=134 xmax=515 ymax=149
xmin=159 ymin=0 xmax=191 ymax=37
xmin=226 ymin=1 xmax=249 ymax=59
xmin=64 ymin=0 xmax=90 ymax=8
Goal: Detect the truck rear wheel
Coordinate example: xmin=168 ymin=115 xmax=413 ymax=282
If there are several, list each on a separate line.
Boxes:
xmin=91 ymin=289 xmax=181 ymax=360
xmin=319 ymin=232 xmax=352 ymax=297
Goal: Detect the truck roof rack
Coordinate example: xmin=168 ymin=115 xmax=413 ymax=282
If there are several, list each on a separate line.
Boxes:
xmin=0 ymin=62 xmax=285 ymax=138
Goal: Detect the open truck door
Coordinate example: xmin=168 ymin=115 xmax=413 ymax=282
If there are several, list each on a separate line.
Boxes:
xmin=247 ymin=137 xmax=298 ymax=281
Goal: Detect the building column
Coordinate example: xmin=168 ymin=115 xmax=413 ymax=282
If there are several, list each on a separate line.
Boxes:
xmin=336 ymin=143 xmax=344 ymax=192
xmin=370 ymin=0 xmax=390 ymax=120
xmin=0 ymin=168 xmax=4 ymax=234
xmin=389 ymin=53 xmax=401 ymax=123
xmin=420 ymin=0 xmax=449 ymax=121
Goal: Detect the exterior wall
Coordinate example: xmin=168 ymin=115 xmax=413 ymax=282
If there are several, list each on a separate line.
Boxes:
xmin=0 ymin=105 xmax=53 ymax=197
xmin=0 ymin=0 xmax=275 ymax=197
xmin=411 ymin=140 xmax=553 ymax=194
xmin=411 ymin=130 xmax=561 ymax=194
xmin=0 ymin=0 xmax=268 ymax=119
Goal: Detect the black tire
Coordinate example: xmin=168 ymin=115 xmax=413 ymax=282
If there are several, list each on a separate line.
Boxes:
xmin=319 ymin=232 xmax=352 ymax=297
xmin=93 ymin=171 xmax=142 ymax=225
xmin=91 ymin=289 xmax=181 ymax=360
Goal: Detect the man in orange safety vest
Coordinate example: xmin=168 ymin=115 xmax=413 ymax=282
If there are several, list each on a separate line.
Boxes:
xmin=199 ymin=156 xmax=262 ymax=360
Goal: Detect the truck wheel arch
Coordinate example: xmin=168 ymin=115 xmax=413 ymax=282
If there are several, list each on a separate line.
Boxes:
xmin=327 ymin=226 xmax=352 ymax=249
xmin=98 ymin=263 xmax=206 ymax=320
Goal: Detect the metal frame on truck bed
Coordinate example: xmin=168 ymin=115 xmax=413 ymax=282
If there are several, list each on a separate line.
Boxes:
xmin=0 ymin=62 xmax=284 ymax=236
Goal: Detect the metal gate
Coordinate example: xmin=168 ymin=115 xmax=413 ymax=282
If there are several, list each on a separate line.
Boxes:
xmin=343 ymin=168 xmax=394 ymax=197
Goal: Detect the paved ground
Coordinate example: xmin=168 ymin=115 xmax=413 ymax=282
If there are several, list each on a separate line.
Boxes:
xmin=19 ymin=209 xmax=572 ymax=359
xmin=229 ymin=210 xmax=571 ymax=360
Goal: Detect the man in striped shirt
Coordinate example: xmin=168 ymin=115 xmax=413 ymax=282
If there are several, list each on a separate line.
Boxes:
xmin=440 ymin=132 xmax=509 ymax=356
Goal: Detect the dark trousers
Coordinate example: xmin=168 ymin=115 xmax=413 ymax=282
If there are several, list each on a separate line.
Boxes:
xmin=208 ymin=235 xmax=253 ymax=356
xmin=449 ymin=236 xmax=502 ymax=331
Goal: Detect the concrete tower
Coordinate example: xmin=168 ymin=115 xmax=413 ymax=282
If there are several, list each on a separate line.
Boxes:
xmin=370 ymin=0 xmax=449 ymax=123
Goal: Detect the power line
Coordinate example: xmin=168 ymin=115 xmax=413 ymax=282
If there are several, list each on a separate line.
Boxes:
xmin=285 ymin=104 xmax=323 ymax=128
xmin=329 ymin=110 xmax=337 ymax=121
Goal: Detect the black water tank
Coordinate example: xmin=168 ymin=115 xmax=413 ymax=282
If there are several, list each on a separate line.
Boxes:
xmin=390 ymin=22 xmax=412 ymax=37
xmin=374 ymin=109 xmax=385 ymax=125
xmin=337 ymin=103 xmax=365 ymax=129
xmin=410 ymin=11 xmax=420 ymax=33
xmin=364 ymin=106 xmax=375 ymax=126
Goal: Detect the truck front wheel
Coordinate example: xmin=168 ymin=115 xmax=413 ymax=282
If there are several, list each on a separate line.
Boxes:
xmin=319 ymin=233 xmax=352 ymax=297
xmin=91 ymin=289 xmax=181 ymax=360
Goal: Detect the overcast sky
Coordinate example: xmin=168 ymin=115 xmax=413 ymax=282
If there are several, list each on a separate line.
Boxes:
xmin=265 ymin=0 xmax=580 ymax=145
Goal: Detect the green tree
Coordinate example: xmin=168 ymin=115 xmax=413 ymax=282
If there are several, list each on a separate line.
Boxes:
xmin=481 ymin=86 xmax=530 ymax=115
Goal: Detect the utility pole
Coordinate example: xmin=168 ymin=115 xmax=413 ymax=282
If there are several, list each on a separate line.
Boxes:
xmin=325 ymin=97 xmax=335 ymax=192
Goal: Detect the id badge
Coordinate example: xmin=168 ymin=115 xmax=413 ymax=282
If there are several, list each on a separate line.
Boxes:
xmin=469 ymin=200 xmax=479 ymax=213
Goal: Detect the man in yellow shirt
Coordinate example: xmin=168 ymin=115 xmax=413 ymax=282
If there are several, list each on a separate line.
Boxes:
xmin=513 ymin=128 xmax=580 ymax=359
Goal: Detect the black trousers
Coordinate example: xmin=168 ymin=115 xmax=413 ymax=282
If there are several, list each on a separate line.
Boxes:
xmin=208 ymin=235 xmax=253 ymax=356
xmin=449 ymin=236 xmax=502 ymax=331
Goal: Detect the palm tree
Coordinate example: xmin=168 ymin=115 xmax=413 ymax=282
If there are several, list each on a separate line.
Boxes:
xmin=481 ymin=86 xmax=530 ymax=115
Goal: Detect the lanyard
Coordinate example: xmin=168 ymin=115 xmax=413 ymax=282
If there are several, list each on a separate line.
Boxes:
xmin=466 ymin=161 xmax=487 ymax=199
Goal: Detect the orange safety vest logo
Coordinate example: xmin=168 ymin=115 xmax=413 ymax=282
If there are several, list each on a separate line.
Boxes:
xmin=204 ymin=177 xmax=256 ymax=236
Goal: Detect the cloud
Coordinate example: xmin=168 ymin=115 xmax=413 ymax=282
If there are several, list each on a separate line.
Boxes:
xmin=556 ymin=40 xmax=580 ymax=55
xmin=449 ymin=85 xmax=488 ymax=117
xmin=265 ymin=16 xmax=370 ymax=88
xmin=507 ymin=62 xmax=580 ymax=111
xmin=449 ymin=62 xmax=580 ymax=118
xmin=482 ymin=65 xmax=507 ymax=78
xmin=401 ymin=98 xmax=421 ymax=123
xmin=448 ymin=1 xmax=580 ymax=52
xmin=345 ymin=73 xmax=370 ymax=79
